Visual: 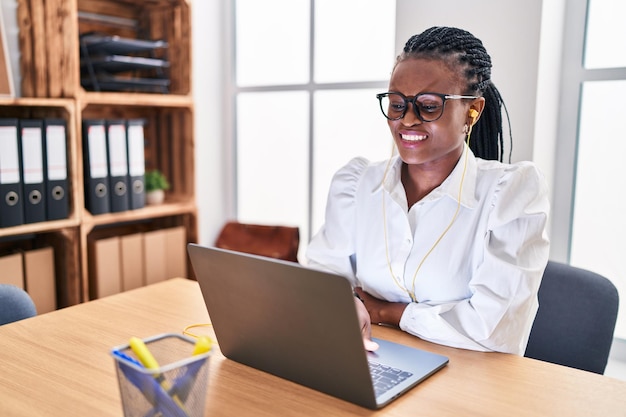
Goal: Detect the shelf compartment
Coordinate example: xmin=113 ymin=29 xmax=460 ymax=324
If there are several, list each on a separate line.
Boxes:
xmin=0 ymin=228 xmax=81 ymax=308
xmin=77 ymin=0 xmax=191 ymax=95
xmin=0 ymin=100 xmax=80 ymax=232
xmin=83 ymin=212 xmax=196 ymax=300
xmin=80 ymin=103 xmax=195 ymax=218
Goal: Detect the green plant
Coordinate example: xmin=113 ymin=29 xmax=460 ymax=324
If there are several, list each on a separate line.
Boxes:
xmin=145 ymin=170 xmax=170 ymax=192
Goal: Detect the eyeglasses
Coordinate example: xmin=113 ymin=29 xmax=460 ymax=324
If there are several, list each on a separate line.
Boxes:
xmin=376 ymin=92 xmax=478 ymax=122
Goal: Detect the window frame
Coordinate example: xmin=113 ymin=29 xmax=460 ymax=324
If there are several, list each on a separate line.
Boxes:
xmin=229 ymin=0 xmax=392 ymax=247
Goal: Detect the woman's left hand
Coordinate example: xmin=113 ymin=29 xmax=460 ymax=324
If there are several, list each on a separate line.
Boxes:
xmin=354 ymin=287 xmax=409 ymax=327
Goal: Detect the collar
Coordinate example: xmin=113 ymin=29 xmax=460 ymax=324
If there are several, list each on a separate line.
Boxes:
xmin=379 ymin=144 xmax=479 ymax=209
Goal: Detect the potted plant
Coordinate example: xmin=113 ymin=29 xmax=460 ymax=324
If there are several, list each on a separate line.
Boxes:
xmin=144 ymin=169 xmax=170 ymax=205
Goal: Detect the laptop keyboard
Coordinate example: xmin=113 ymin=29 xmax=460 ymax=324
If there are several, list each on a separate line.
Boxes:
xmin=369 ymin=361 xmax=414 ymax=397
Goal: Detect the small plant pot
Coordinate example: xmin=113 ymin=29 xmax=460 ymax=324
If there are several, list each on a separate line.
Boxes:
xmin=146 ymin=189 xmax=165 ymax=205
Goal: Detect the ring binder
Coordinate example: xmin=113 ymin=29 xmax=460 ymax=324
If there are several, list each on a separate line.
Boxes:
xmin=43 ymin=119 xmax=70 ymax=220
xmin=19 ymin=119 xmax=46 ymax=223
xmin=127 ymin=119 xmax=146 ymax=210
xmin=0 ymin=118 xmax=24 ymax=227
xmin=106 ymin=120 xmax=130 ymax=212
xmin=83 ymin=119 xmax=110 ymax=215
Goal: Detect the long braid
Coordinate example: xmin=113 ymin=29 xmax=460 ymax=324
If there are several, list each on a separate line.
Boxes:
xmin=398 ymin=27 xmax=512 ymax=162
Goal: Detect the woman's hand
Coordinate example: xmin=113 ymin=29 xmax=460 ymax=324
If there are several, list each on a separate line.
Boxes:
xmin=354 ymin=287 xmax=408 ymax=328
xmin=354 ymin=295 xmax=379 ymax=351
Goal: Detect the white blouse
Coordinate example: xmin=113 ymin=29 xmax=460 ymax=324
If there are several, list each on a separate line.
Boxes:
xmin=306 ymin=146 xmax=550 ymax=355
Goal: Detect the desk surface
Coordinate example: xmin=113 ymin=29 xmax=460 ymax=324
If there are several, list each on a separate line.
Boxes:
xmin=0 ymin=278 xmax=624 ymax=416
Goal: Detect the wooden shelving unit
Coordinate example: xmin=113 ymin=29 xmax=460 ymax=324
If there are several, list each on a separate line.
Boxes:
xmin=0 ymin=0 xmax=195 ymax=307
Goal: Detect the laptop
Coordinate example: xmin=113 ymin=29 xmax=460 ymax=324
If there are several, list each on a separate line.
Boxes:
xmin=187 ymin=244 xmax=449 ymax=409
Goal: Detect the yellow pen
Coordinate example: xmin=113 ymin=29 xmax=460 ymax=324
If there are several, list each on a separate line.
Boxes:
xmin=129 ymin=337 xmax=188 ymax=413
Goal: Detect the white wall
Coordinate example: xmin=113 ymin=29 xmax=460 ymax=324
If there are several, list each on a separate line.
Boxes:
xmin=192 ymin=1 xmax=230 ymax=246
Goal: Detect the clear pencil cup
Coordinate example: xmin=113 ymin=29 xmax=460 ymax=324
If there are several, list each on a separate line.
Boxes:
xmin=112 ymin=333 xmax=211 ymax=417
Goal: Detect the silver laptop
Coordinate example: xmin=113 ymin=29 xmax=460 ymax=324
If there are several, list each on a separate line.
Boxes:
xmin=187 ymin=244 xmax=448 ymax=409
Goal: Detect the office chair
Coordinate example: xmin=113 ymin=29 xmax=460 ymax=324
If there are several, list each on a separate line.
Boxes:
xmin=215 ymin=221 xmax=300 ymax=263
xmin=525 ymin=261 xmax=619 ymax=374
xmin=0 ymin=284 xmax=37 ymax=325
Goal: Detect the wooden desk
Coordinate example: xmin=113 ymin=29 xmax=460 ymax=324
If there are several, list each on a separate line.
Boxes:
xmin=1 ymin=278 xmax=624 ymax=416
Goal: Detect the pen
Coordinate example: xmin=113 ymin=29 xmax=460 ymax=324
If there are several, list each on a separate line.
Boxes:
xmin=112 ymin=349 xmax=143 ymax=367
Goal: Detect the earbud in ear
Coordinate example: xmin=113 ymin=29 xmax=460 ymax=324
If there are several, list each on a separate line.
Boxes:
xmin=469 ymin=109 xmax=479 ymax=123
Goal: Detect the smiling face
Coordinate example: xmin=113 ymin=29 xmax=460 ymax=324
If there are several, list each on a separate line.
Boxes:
xmin=387 ymin=57 xmax=478 ymax=171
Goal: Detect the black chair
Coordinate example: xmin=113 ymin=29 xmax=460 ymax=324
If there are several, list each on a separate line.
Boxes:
xmin=525 ymin=261 xmax=619 ymax=374
xmin=0 ymin=284 xmax=37 ymax=325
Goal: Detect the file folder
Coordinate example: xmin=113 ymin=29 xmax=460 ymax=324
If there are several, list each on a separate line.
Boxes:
xmin=24 ymin=247 xmax=57 ymax=314
xmin=106 ymin=120 xmax=130 ymax=212
xmin=43 ymin=119 xmax=69 ymax=220
xmin=164 ymin=226 xmax=187 ymax=279
xmin=120 ymin=232 xmax=144 ymax=291
xmin=19 ymin=119 xmax=46 ymax=223
xmin=83 ymin=120 xmax=110 ymax=215
xmin=143 ymin=229 xmax=167 ymax=284
xmin=0 ymin=252 xmax=24 ymax=288
xmin=0 ymin=118 xmax=24 ymax=227
xmin=90 ymin=236 xmax=122 ymax=298
xmin=126 ymin=119 xmax=146 ymax=210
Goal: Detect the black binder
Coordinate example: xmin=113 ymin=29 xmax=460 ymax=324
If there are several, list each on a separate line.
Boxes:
xmin=0 ymin=118 xmax=25 ymax=227
xmin=43 ymin=119 xmax=70 ymax=220
xmin=126 ymin=119 xmax=146 ymax=210
xmin=105 ymin=120 xmax=130 ymax=212
xmin=82 ymin=119 xmax=110 ymax=215
xmin=19 ymin=119 xmax=46 ymax=223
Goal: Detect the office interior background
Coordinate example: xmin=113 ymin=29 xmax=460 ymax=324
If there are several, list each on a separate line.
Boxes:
xmin=0 ymin=0 xmax=624 ymax=390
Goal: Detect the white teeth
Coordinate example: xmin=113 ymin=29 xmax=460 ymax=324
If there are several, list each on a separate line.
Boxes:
xmin=401 ymin=133 xmax=427 ymax=141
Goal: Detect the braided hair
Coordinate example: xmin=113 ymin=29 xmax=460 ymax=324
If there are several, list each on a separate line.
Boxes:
xmin=398 ymin=26 xmax=511 ymax=162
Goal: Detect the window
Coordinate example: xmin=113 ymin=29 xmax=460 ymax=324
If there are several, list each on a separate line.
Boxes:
xmin=233 ymin=0 xmax=395 ymax=258
xmin=560 ymin=0 xmax=626 ymax=338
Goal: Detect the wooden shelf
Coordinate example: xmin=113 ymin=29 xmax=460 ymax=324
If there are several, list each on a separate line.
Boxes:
xmin=82 ymin=199 xmax=196 ymax=228
xmin=0 ymin=0 xmax=196 ymax=309
xmin=78 ymin=91 xmax=194 ymax=108
xmin=0 ymin=218 xmax=81 ymax=239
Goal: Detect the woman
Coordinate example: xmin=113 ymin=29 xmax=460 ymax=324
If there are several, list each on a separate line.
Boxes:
xmin=306 ymin=26 xmax=550 ymax=355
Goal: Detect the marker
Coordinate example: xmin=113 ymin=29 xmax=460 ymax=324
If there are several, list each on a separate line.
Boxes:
xmin=129 ymin=337 xmax=188 ymax=414
xmin=129 ymin=337 xmax=160 ymax=369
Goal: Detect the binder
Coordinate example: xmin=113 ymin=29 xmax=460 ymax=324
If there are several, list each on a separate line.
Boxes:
xmin=164 ymin=226 xmax=187 ymax=279
xmin=120 ymin=232 xmax=144 ymax=291
xmin=0 ymin=118 xmax=24 ymax=227
xmin=90 ymin=236 xmax=122 ymax=299
xmin=0 ymin=252 xmax=24 ymax=288
xmin=23 ymin=247 xmax=57 ymax=314
xmin=126 ymin=119 xmax=146 ymax=210
xmin=82 ymin=120 xmax=110 ymax=215
xmin=19 ymin=119 xmax=46 ymax=223
xmin=105 ymin=120 xmax=129 ymax=212
xmin=142 ymin=229 xmax=167 ymax=284
xmin=43 ymin=119 xmax=69 ymax=220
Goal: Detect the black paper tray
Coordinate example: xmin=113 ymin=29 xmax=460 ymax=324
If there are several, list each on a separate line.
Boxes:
xmin=81 ymin=75 xmax=170 ymax=93
xmin=81 ymin=55 xmax=170 ymax=73
xmin=80 ymin=33 xmax=168 ymax=55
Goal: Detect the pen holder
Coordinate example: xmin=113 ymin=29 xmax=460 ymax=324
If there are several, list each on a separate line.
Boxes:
xmin=112 ymin=333 xmax=211 ymax=417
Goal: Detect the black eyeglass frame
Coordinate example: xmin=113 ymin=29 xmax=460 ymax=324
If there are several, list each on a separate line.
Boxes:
xmin=376 ymin=92 xmax=479 ymax=122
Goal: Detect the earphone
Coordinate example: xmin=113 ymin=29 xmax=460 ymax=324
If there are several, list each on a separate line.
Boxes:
xmin=469 ymin=108 xmax=479 ymax=124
